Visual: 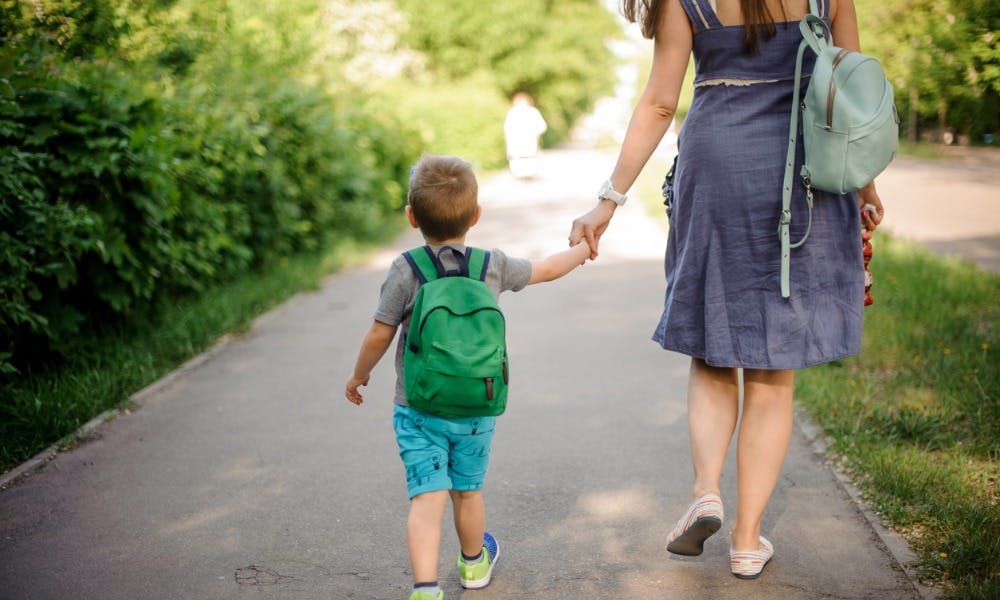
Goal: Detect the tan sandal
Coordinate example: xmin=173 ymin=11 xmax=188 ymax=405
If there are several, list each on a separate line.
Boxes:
xmin=666 ymin=493 xmax=724 ymax=556
xmin=730 ymin=536 xmax=774 ymax=579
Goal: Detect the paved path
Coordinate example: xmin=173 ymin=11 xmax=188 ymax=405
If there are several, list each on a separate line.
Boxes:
xmin=5 ymin=147 xmax=995 ymax=600
xmin=875 ymin=151 xmax=1000 ymax=272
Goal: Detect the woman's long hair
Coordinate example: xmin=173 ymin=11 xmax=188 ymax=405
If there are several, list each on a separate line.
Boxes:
xmin=621 ymin=0 xmax=781 ymax=53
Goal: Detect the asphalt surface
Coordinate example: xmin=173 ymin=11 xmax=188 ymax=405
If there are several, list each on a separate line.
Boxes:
xmin=3 ymin=147 xmax=996 ymax=599
xmin=874 ymin=150 xmax=1000 ymax=272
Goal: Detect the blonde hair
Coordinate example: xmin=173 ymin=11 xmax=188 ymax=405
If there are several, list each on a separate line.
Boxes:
xmin=407 ymin=154 xmax=479 ymax=241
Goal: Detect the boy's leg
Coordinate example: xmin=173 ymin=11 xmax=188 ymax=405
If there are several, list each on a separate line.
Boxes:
xmin=446 ymin=416 xmax=495 ymax=551
xmin=449 ymin=490 xmax=485 ymax=558
xmin=447 ymin=416 xmax=498 ymax=589
xmin=408 ymin=490 xmax=450 ymax=583
xmin=394 ymin=406 xmax=457 ymax=588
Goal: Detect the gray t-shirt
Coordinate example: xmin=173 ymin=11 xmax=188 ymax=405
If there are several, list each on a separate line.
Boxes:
xmin=374 ymin=244 xmax=532 ymax=406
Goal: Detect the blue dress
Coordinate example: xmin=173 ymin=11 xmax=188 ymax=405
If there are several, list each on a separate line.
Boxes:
xmin=652 ymin=0 xmax=864 ymax=369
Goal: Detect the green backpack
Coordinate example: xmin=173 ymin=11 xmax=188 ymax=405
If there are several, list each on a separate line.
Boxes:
xmin=402 ymin=246 xmax=509 ymax=418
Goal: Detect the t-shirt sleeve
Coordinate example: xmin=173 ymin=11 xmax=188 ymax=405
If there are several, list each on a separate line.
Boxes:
xmin=373 ymin=259 xmax=414 ymax=326
xmin=490 ymin=248 xmax=532 ymax=293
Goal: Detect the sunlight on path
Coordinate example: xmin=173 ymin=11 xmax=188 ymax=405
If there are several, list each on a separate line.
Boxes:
xmin=476 ymin=149 xmax=668 ymax=264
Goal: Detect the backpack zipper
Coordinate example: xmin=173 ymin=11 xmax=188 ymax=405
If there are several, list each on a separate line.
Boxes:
xmin=827 ymin=49 xmax=852 ymax=128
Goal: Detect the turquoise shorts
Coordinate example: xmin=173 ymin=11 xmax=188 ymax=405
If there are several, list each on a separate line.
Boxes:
xmin=393 ymin=404 xmax=496 ymax=499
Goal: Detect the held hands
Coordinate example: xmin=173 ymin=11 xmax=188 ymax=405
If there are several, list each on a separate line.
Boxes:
xmin=345 ymin=374 xmax=369 ymax=405
xmin=569 ymin=200 xmax=616 ymax=259
xmin=859 ymin=182 xmax=884 ymax=232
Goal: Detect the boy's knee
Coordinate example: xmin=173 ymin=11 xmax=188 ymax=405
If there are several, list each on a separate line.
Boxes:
xmin=449 ymin=489 xmax=482 ymax=502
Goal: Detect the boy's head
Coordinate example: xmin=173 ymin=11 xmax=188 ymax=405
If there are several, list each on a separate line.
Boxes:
xmin=407 ymin=154 xmax=480 ymax=243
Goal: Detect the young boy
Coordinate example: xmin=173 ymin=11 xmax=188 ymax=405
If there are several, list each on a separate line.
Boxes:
xmin=345 ymin=154 xmax=590 ymax=600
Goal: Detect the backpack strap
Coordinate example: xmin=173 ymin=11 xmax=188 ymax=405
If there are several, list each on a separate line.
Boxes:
xmin=465 ymin=247 xmax=490 ymax=282
xmin=403 ymin=247 xmax=441 ymax=285
xmin=811 ymin=0 xmax=829 ymax=20
xmin=778 ymin=6 xmax=831 ymax=299
xmin=404 ymin=246 xmax=490 ymax=283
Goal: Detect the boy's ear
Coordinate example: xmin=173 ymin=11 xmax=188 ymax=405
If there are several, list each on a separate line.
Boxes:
xmin=405 ymin=205 xmax=420 ymax=229
xmin=470 ymin=205 xmax=482 ymax=227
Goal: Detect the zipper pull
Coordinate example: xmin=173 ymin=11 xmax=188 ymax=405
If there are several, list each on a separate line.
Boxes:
xmin=485 ymin=378 xmax=494 ymax=401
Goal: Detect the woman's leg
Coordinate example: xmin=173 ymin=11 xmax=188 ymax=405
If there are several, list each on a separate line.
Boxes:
xmin=407 ymin=490 xmax=449 ymax=583
xmin=687 ymin=358 xmax=740 ymax=498
xmin=450 ymin=489 xmax=486 ymax=558
xmin=731 ymin=368 xmax=794 ymax=551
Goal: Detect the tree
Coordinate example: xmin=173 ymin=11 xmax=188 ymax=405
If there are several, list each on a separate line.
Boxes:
xmin=394 ymin=0 xmax=619 ymax=143
xmin=857 ymin=0 xmax=999 ymax=142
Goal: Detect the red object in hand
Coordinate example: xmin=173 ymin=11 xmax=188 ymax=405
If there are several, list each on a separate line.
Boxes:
xmin=861 ymin=222 xmax=874 ymax=306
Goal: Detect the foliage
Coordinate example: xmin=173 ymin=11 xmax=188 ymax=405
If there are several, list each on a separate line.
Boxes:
xmin=857 ymin=0 xmax=1000 ymax=141
xmin=0 ymin=0 xmax=420 ymax=374
xmin=0 ymin=0 xmax=127 ymax=58
xmin=374 ymin=75 xmax=511 ymax=169
xmin=393 ymin=0 xmax=620 ymax=146
xmin=797 ymin=236 xmax=999 ymax=598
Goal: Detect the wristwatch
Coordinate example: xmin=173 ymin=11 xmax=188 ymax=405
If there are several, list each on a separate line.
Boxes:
xmin=598 ymin=180 xmax=627 ymax=206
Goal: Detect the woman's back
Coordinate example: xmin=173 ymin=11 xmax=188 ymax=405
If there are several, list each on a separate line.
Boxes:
xmin=654 ymin=0 xmax=865 ymax=369
xmin=711 ymin=0 xmax=812 ymax=27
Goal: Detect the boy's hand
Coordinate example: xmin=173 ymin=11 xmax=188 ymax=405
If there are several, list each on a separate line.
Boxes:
xmin=345 ymin=375 xmax=369 ymax=405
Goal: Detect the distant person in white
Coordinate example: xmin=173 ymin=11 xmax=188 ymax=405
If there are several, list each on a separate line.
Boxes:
xmin=504 ymin=93 xmax=547 ymax=179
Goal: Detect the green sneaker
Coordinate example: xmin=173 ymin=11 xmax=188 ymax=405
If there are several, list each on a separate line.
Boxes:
xmin=457 ymin=531 xmax=499 ymax=589
xmin=408 ymin=589 xmax=443 ymax=600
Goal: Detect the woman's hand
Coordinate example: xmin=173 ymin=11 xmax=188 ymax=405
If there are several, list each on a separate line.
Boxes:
xmin=858 ymin=182 xmax=884 ymax=232
xmin=569 ymin=200 xmax=616 ymax=260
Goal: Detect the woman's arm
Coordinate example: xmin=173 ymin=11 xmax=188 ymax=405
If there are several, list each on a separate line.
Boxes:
xmin=608 ymin=0 xmax=692 ymax=197
xmin=830 ymin=0 xmax=860 ymax=52
xmin=570 ymin=0 xmax=693 ymax=257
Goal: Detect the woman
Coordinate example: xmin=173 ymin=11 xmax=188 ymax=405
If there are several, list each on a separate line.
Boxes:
xmin=569 ymin=0 xmax=885 ymax=580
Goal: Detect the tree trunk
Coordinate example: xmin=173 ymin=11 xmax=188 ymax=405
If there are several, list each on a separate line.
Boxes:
xmin=938 ymin=102 xmax=948 ymax=143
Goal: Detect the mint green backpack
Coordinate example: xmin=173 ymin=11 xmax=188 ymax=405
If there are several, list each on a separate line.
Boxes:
xmin=778 ymin=0 xmax=898 ymax=297
xmin=402 ymin=246 xmax=509 ymax=418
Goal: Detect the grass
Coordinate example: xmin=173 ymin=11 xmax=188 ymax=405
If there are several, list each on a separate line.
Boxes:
xmin=897 ymin=140 xmax=947 ymax=160
xmin=0 ymin=226 xmax=402 ymax=474
xmin=796 ymin=236 xmax=999 ymax=599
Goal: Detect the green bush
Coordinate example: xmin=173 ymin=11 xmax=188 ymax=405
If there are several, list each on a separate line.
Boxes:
xmin=0 ymin=48 xmax=419 ymax=375
xmin=375 ymin=77 xmax=509 ymax=169
xmin=394 ymin=0 xmax=618 ymax=145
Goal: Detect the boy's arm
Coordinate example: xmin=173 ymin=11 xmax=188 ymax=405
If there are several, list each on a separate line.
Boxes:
xmin=528 ymin=242 xmax=591 ymax=285
xmin=345 ymin=320 xmax=398 ymax=405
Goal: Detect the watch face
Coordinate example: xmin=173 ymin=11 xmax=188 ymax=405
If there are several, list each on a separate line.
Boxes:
xmin=599 ymin=180 xmax=611 ymax=197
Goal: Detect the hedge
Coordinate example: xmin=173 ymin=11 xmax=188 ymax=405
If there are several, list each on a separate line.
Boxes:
xmin=0 ymin=51 xmax=420 ymax=375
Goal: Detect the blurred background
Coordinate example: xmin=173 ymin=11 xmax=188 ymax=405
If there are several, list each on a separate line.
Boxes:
xmin=1 ymin=2 xmax=997 ymax=597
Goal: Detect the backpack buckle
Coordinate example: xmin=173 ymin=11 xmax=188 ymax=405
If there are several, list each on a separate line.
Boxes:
xmin=778 ymin=209 xmax=792 ymax=229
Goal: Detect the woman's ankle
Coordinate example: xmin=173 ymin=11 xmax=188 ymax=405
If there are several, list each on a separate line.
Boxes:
xmin=730 ymin=522 xmax=762 ymax=550
xmin=692 ymin=486 xmax=721 ymax=500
